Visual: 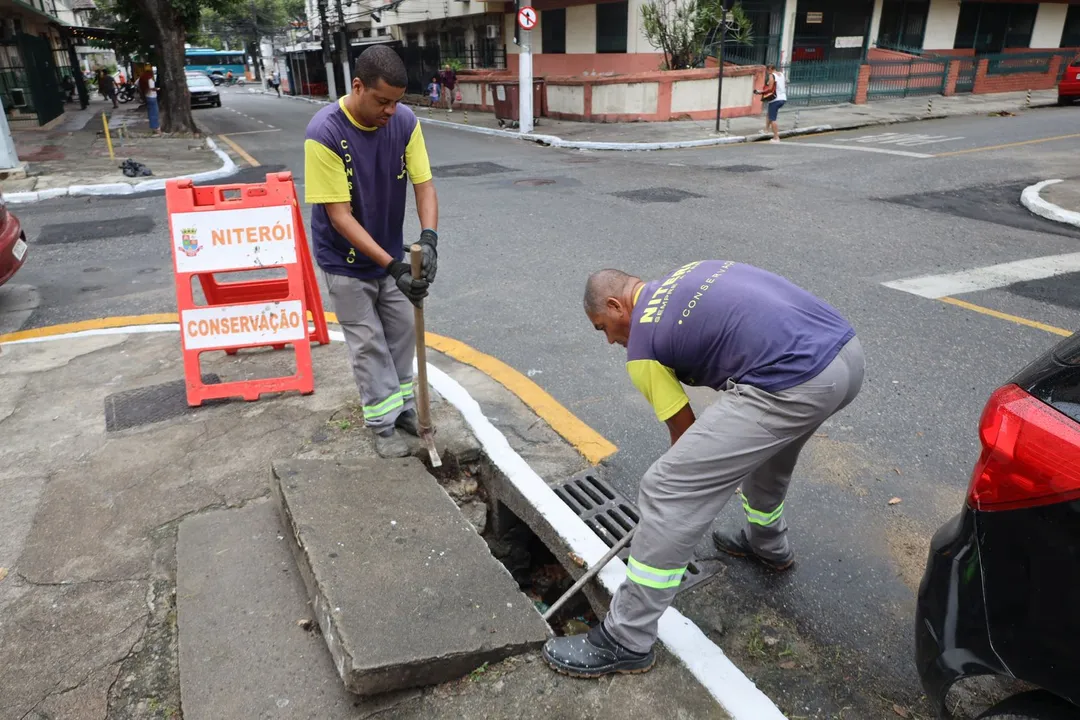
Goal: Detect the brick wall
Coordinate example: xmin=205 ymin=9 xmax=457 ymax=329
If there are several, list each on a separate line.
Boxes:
xmin=972 ymin=56 xmax=1065 ymax=93
xmin=854 ymin=64 xmax=871 ymax=104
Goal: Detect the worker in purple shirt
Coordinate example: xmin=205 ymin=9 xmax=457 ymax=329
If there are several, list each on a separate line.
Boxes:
xmin=304 ymin=46 xmax=439 ymax=458
xmin=543 ymin=261 xmax=865 ymax=678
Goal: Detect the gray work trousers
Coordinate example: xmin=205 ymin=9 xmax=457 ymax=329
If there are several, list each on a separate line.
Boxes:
xmin=325 ymin=271 xmax=416 ymax=431
xmin=605 ymin=336 xmax=865 ymax=653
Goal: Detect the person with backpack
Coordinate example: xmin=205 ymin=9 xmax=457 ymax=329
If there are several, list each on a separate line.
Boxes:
xmin=754 ymin=63 xmax=787 ymax=143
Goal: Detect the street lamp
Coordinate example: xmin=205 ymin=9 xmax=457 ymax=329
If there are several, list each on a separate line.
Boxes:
xmin=714 ymin=0 xmax=731 ymax=134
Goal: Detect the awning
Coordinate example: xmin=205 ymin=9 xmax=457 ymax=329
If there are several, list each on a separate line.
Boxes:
xmin=61 ymin=25 xmax=122 ymax=45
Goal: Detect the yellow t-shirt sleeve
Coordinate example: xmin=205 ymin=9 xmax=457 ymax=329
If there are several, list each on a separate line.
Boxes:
xmin=626 ymin=359 xmax=690 ymax=422
xmin=405 ymin=122 xmax=433 ymax=184
xmin=304 ymin=138 xmax=350 ymax=204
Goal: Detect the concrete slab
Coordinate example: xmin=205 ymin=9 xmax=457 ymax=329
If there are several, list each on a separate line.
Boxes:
xmin=273 ymin=458 xmax=551 ymax=696
xmin=176 ymin=499 xmax=421 ymax=719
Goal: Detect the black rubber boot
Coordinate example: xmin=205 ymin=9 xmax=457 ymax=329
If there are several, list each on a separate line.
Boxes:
xmin=712 ymin=528 xmax=795 ymax=571
xmin=541 ymin=622 xmax=655 ymax=678
xmin=395 ymin=409 xmax=420 ymax=437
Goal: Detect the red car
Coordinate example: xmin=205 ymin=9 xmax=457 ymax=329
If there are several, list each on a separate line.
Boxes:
xmin=0 ymin=190 xmax=28 ymax=286
xmin=1059 ymin=53 xmax=1080 ymax=105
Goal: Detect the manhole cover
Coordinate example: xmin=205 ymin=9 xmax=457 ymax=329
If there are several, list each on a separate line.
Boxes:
xmin=553 ymin=471 xmax=720 ymax=594
xmin=514 ymin=178 xmax=556 ymax=186
xmin=718 ymin=164 xmax=769 ymax=173
xmin=432 ymin=161 xmax=513 ymax=178
xmin=612 ymin=187 xmax=704 ymax=204
xmin=105 ymin=375 xmax=223 ymax=432
xmin=38 ymin=215 xmax=155 ymax=245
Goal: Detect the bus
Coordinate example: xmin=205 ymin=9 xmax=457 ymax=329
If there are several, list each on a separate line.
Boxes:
xmin=184 ymin=47 xmax=246 ymax=79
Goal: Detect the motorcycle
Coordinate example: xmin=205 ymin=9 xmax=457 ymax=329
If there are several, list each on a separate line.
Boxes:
xmin=117 ymin=82 xmax=138 ymax=104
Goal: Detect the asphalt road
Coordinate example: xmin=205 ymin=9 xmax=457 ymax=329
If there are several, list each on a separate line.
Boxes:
xmin=5 ymin=86 xmax=1080 ymax=717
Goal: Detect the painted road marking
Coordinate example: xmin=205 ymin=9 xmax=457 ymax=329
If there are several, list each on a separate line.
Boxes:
xmin=0 ymin=313 xmax=617 ymax=464
xmin=935 ymin=132 xmax=1080 ymax=157
xmin=883 ymin=251 xmax=1080 ymax=298
xmin=217 ymin=134 xmax=260 ymax=167
xmin=217 ymin=128 xmax=281 ymax=136
xmin=939 ymin=297 xmax=1072 ymax=336
xmin=0 ymin=321 xmax=779 ymax=720
xmin=835 ymin=132 xmax=965 ymax=147
xmin=787 ymin=142 xmax=934 ymax=158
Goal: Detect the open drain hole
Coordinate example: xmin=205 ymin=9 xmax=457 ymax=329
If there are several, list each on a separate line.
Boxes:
xmin=429 ymin=452 xmax=597 ymax=636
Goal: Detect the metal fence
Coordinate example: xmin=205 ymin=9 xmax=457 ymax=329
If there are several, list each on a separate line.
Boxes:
xmin=782 ymin=60 xmax=862 ymax=107
xmin=866 ymin=58 xmax=948 ymax=99
xmin=986 ymin=50 xmax=1073 ymax=78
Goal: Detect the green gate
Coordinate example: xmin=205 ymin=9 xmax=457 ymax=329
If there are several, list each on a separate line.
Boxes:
xmin=782 ymin=60 xmax=861 ymax=107
xmin=15 ymin=33 xmax=64 ymax=126
xmin=866 ymin=58 xmax=947 ymax=99
xmin=953 ymin=58 xmax=976 ymax=93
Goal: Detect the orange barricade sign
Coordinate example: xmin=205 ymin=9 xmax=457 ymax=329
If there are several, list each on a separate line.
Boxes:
xmin=166 ymin=171 xmax=329 ymax=406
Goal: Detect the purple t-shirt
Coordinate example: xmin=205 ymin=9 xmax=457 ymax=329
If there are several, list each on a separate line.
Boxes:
xmin=627 ymin=261 xmax=855 ymax=396
xmin=304 ymin=100 xmax=430 ymax=279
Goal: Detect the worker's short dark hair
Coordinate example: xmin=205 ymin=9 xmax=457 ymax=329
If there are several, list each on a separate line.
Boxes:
xmin=354 ymin=46 xmax=408 ymax=90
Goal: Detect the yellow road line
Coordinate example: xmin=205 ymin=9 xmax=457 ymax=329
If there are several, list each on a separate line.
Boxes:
xmin=1 ymin=312 xmax=619 ymax=464
xmin=0 ymin=313 xmax=180 ymax=343
xmin=424 ymin=332 xmax=618 ymax=465
xmin=220 ymin=128 xmax=283 ymax=136
xmin=934 ymin=133 xmax=1080 ymax=157
xmin=939 ymin=297 xmax=1072 ymax=336
xmin=217 ymin=134 xmax=260 ymax=167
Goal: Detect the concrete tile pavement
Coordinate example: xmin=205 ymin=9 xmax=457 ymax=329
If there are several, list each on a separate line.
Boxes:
xmin=1 ymin=97 xmax=227 ymax=197
xmin=0 ymin=329 xmax=732 ymax=719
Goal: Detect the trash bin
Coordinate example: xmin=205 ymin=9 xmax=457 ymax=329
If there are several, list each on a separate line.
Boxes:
xmin=491 ymin=79 xmax=545 ymax=128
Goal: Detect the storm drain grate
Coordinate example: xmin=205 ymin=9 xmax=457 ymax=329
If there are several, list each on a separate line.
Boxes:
xmin=718 ymin=164 xmax=769 ymax=173
xmin=432 ymin=161 xmax=513 ymax=178
xmin=37 ymin=216 xmax=155 ymax=245
xmin=612 ymin=187 xmax=704 ymax=204
xmin=553 ymin=471 xmax=720 ymax=594
xmin=105 ymin=374 xmax=223 ymax=432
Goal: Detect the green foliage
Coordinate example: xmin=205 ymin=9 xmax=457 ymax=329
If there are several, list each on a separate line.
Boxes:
xmin=640 ymin=0 xmax=755 ymax=70
xmin=197 ymin=0 xmax=307 ymax=48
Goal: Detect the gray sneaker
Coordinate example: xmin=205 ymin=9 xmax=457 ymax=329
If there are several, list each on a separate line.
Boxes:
xmin=373 ymin=429 xmax=409 ymax=458
xmin=395 ymin=409 xmax=420 ymax=437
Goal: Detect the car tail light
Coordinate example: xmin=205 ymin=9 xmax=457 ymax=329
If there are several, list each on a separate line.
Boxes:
xmin=968 ymin=384 xmax=1080 ymax=511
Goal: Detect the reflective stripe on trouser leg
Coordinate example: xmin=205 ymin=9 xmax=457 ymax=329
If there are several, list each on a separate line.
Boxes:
xmin=327 ymin=272 xmax=412 ymax=431
xmin=377 ymin=273 xmax=417 ymax=417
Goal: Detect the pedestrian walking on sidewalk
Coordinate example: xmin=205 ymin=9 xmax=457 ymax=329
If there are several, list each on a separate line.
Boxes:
xmin=304 ymin=45 xmax=440 ymax=459
xmin=755 ymin=63 xmax=787 ymax=142
xmin=98 ymin=70 xmax=118 ymax=109
xmin=270 ymin=70 xmax=282 ymax=97
xmin=542 ymin=261 xmax=864 ymax=677
xmin=139 ymin=70 xmax=161 ymax=134
xmin=439 ymin=64 xmax=457 ymax=112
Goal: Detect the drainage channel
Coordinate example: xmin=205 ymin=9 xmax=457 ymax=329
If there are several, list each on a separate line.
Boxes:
xmin=553 ymin=470 xmax=721 ymax=594
xmin=429 ymin=451 xmax=719 ymax=638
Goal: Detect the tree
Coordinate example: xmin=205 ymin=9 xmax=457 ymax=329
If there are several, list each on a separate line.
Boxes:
xmin=641 ymin=0 xmax=753 ymax=70
xmin=197 ymin=0 xmax=307 ymax=80
xmin=89 ymin=0 xmax=241 ymax=133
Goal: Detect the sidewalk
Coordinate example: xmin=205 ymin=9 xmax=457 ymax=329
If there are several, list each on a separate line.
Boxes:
xmin=1021 ymin=178 xmax=1080 ymax=228
xmin=1 ymin=97 xmax=232 ymax=201
xmin=0 ymin=326 xmax=758 ymax=719
xmin=412 ymin=88 xmax=1058 ymax=149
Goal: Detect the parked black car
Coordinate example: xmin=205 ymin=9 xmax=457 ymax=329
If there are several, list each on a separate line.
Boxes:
xmin=187 ymin=73 xmax=221 ymax=108
xmin=916 ymin=331 xmax=1080 ymax=719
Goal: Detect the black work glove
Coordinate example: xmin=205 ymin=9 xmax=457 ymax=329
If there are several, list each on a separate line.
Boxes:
xmin=387 ymin=260 xmax=429 ymax=307
xmin=416 ymin=229 xmax=438 ymax=283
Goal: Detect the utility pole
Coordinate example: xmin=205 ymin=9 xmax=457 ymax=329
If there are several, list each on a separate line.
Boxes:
xmin=714 ymin=0 xmax=729 ymax=133
xmin=317 ymin=0 xmax=336 ymax=98
xmin=335 ymin=0 xmax=350 ymax=91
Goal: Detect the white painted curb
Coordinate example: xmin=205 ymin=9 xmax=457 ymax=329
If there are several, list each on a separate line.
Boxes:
xmin=3 ymin=322 xmax=791 ymax=720
xmin=419 ymin=114 xmax=835 ymax=151
xmin=5 ymin=137 xmax=238 ymax=205
xmin=1021 ymin=179 xmax=1080 ymax=229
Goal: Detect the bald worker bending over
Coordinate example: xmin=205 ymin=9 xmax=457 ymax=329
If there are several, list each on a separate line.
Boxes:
xmin=543 ymin=260 xmax=864 ymax=678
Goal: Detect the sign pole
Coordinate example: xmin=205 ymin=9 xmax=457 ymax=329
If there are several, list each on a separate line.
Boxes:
xmin=714 ymin=2 xmax=729 ymax=134
xmin=519 ymin=29 xmax=533 ymax=134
